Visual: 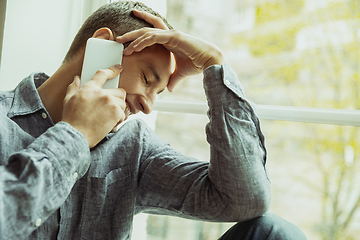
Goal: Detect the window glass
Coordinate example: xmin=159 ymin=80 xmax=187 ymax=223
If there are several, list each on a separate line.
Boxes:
xmin=159 ymin=0 xmax=360 ymax=111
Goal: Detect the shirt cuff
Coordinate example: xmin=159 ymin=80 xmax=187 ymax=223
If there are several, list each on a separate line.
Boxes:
xmin=203 ymin=64 xmax=251 ymax=109
xmin=29 ymin=121 xmax=90 ymax=180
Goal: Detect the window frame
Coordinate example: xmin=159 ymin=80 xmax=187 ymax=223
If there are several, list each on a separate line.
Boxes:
xmin=154 ymin=100 xmax=360 ymax=127
xmin=0 ymin=0 xmax=7 ymax=68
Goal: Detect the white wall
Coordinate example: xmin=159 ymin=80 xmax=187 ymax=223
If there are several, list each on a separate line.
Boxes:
xmin=0 ymin=0 xmax=167 ymax=91
xmin=0 ymin=0 xmax=84 ymax=91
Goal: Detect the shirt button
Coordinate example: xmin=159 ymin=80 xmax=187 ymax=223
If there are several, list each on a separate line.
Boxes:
xmin=225 ymin=79 xmax=231 ymax=86
xmin=72 ymin=172 xmax=78 ymax=179
xmin=41 ymin=112 xmax=47 ymax=119
xmin=35 ymin=218 xmax=42 ymax=227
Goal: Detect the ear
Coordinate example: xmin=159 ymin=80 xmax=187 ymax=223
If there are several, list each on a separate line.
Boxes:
xmin=92 ymin=27 xmax=115 ymax=41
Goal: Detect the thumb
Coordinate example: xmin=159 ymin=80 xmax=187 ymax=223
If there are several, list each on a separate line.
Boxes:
xmin=65 ymin=76 xmax=80 ymax=101
xmin=167 ymin=68 xmax=184 ymax=92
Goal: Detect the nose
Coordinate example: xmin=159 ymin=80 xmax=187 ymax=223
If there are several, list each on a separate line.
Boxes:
xmin=138 ymin=93 xmax=156 ymax=114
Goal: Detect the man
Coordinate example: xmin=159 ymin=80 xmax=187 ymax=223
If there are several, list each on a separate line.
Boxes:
xmin=0 ymin=1 xmax=307 ymax=239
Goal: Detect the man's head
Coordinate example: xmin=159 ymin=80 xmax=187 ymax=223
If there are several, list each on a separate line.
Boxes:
xmin=64 ymin=1 xmax=172 ymax=62
xmin=64 ymin=1 xmax=174 ymax=116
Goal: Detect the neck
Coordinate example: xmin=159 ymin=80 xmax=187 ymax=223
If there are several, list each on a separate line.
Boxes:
xmin=37 ymin=57 xmax=83 ymax=124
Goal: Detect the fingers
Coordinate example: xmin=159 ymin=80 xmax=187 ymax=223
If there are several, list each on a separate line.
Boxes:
xmin=116 ymin=28 xmax=158 ymax=52
xmin=104 ymin=87 xmax=126 ymax=100
xmin=118 ymin=29 xmax=179 ymax=55
xmin=110 ymin=94 xmax=127 ymax=116
xmin=116 ymin=28 xmax=149 ymax=45
xmin=116 ymin=8 xmax=171 ymax=45
xmin=98 ymin=88 xmax=127 ymax=122
xmin=133 ymin=9 xmax=169 ymax=30
xmin=122 ymin=30 xmax=161 ymax=55
xmin=88 ymin=64 xmax=122 ymax=88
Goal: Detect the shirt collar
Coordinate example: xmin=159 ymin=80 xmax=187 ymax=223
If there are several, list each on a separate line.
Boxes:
xmin=7 ymin=72 xmax=50 ymax=118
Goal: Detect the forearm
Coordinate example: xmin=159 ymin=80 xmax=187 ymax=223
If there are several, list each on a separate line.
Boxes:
xmin=204 ymin=64 xmax=271 ymax=220
xmin=0 ymin=122 xmax=90 ymax=239
xmin=138 ymin=65 xmax=271 ymax=222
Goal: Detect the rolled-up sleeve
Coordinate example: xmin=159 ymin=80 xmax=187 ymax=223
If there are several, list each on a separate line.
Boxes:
xmin=203 ymin=64 xmax=271 ymax=220
xmin=0 ymin=122 xmax=90 ymax=240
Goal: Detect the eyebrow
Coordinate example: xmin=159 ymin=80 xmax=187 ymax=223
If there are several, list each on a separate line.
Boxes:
xmin=148 ymin=65 xmax=160 ymax=82
xmin=148 ymin=65 xmax=165 ymax=94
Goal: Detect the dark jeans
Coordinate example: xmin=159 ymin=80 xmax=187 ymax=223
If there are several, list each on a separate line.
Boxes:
xmin=218 ymin=214 xmax=307 ymax=240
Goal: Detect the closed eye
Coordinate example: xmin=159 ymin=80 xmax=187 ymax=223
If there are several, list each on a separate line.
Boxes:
xmin=143 ymin=73 xmax=148 ymax=84
xmin=157 ymin=89 xmax=165 ymax=95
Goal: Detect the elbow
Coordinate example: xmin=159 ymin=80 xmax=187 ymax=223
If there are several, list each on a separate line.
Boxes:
xmin=229 ymin=185 xmax=272 ymax=222
xmin=250 ymin=189 xmax=271 ymax=217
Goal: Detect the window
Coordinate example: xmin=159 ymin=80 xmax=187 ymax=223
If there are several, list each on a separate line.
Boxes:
xmin=0 ymin=0 xmax=6 ymax=67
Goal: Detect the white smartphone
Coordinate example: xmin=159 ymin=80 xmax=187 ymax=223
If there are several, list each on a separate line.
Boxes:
xmin=80 ymin=38 xmax=124 ymax=89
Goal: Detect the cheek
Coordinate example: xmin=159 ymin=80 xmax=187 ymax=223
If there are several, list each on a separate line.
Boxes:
xmin=118 ymin=64 xmax=132 ymax=88
xmin=118 ymin=72 xmax=143 ymax=93
xmin=118 ymin=72 xmax=127 ymax=88
xmin=118 ymin=56 xmax=137 ymax=89
xmin=118 ymin=73 xmax=132 ymax=90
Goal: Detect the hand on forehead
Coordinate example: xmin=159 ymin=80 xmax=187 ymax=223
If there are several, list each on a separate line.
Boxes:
xmin=117 ymin=9 xmax=225 ymax=92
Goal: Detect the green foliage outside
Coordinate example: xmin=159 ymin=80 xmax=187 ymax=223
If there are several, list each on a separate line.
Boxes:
xmin=235 ymin=0 xmax=360 ymax=58
xmin=248 ymin=25 xmax=303 ymax=56
xmin=272 ymin=63 xmax=301 ymax=84
xmin=256 ymin=0 xmax=304 ymax=24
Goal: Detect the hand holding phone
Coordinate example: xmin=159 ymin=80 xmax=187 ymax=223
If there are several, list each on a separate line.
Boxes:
xmin=63 ymin=65 xmax=126 ymax=148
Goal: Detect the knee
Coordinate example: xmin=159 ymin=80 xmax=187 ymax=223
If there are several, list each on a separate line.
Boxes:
xmin=256 ymin=213 xmax=307 ymax=239
xmin=220 ymin=213 xmax=307 ymax=240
